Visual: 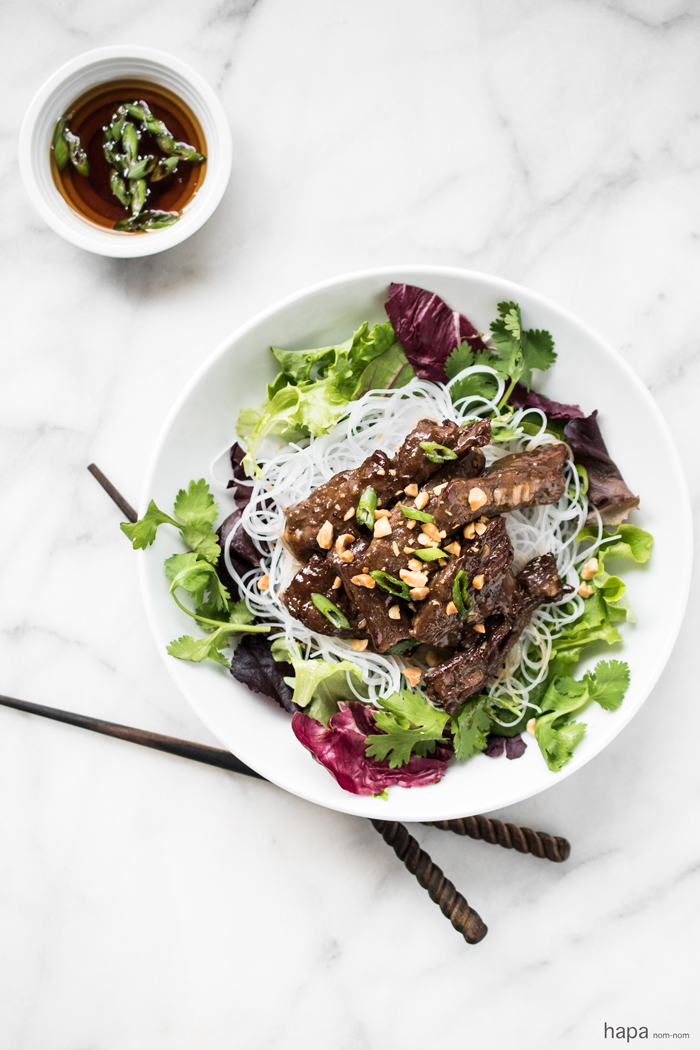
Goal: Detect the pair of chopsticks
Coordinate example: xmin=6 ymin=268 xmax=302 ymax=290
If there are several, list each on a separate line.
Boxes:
xmin=0 ymin=466 xmax=571 ymax=945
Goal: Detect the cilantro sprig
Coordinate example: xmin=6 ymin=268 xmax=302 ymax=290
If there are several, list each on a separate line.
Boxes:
xmin=121 ymin=479 xmax=269 ymax=665
xmin=365 ymin=688 xmax=449 ymax=767
xmin=121 ymin=479 xmax=221 ymax=563
xmin=445 ymin=301 xmax=557 ymax=410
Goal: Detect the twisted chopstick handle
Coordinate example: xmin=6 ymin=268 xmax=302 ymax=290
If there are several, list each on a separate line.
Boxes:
xmin=371 ymin=819 xmax=487 ymax=944
xmin=423 ymin=815 xmax=570 ymax=863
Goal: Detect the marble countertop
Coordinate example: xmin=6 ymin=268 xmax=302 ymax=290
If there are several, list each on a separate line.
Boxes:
xmin=1 ymin=1 xmax=698 ymax=1047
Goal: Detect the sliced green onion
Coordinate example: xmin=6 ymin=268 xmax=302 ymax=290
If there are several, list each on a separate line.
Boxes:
xmin=452 ymin=570 xmax=473 ymax=620
xmin=419 ymin=441 xmax=458 ymax=464
xmin=386 ymin=639 xmax=419 ymax=655
xmin=413 ymin=547 xmax=446 ymax=561
xmin=399 ymin=503 xmax=434 ymax=524
xmin=356 ymin=486 xmax=377 ymax=529
xmin=576 ymin=464 xmax=589 ymax=495
xmin=369 ymin=570 xmax=411 ymax=600
xmin=311 ymin=593 xmax=351 ymax=629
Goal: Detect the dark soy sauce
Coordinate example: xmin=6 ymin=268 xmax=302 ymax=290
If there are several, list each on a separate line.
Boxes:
xmin=52 ymin=79 xmax=207 ymax=230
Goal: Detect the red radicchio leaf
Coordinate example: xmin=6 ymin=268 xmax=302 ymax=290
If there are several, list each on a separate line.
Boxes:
xmin=563 ymin=411 xmax=639 ymax=525
xmin=384 ymin=283 xmax=487 ymax=383
xmin=292 ymin=701 xmax=452 ymax=795
xmin=230 ymin=634 xmax=298 ymax=714
xmin=508 ymin=382 xmax=584 ymax=420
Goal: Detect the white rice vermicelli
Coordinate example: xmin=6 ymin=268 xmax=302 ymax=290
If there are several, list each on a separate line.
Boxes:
xmin=220 ymin=366 xmax=594 ymax=720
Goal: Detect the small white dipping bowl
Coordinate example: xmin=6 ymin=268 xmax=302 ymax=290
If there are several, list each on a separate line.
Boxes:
xmin=19 ymin=45 xmax=232 ymax=258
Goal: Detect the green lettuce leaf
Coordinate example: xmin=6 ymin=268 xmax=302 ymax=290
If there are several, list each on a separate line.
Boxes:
xmin=283 ymin=657 xmax=363 ymax=709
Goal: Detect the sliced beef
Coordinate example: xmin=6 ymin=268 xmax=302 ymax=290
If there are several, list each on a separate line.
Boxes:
xmin=283 ymin=418 xmax=490 ymax=563
xmin=283 ymin=450 xmax=397 ymax=562
xmin=395 ymin=417 xmax=491 ymax=489
xmin=411 ymin=517 xmax=517 ymax=649
xmin=327 ymin=538 xmax=413 ymax=653
xmin=280 ymin=554 xmax=366 ymax=639
xmin=424 ymin=552 xmax=567 ymax=713
xmin=434 ymin=443 xmax=569 ymax=530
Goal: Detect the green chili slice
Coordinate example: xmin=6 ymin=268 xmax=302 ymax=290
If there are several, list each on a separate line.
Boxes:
xmin=419 ymin=441 xmax=458 ymax=464
xmin=356 ymin=487 xmax=377 ymax=529
xmin=452 ymin=570 xmax=473 ymax=620
xmin=369 ymin=570 xmax=411 ymax=600
xmin=311 ymin=593 xmax=351 ymax=630
xmin=413 ymin=547 xmax=446 ymax=561
xmin=399 ymin=503 xmax=434 ymax=524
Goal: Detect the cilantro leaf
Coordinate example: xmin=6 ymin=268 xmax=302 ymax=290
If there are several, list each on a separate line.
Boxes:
xmin=365 ymin=689 xmax=449 ymax=768
xmin=488 ymin=301 xmax=557 ymax=395
xmin=180 ymin=525 xmax=221 ymax=565
xmin=585 ymin=659 xmax=630 ymax=711
xmin=227 ymin=599 xmax=256 ymax=626
xmin=173 ymin=479 xmax=218 ymax=529
xmin=535 ymin=715 xmax=587 ymax=773
xmin=120 ymin=500 xmax=180 ymax=549
xmin=165 ymin=552 xmax=214 ymax=607
xmin=519 ymin=328 xmax=556 ymax=388
xmin=450 ymin=694 xmax=492 ymax=760
xmin=167 ymin=630 xmax=230 ymax=666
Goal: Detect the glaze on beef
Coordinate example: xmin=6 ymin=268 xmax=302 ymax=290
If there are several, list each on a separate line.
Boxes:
xmin=434 ymin=443 xmax=569 ymax=530
xmin=280 ymin=554 xmax=367 ymax=638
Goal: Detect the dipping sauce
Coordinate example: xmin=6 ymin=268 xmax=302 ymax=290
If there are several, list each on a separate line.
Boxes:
xmin=51 ymin=79 xmax=207 ymax=231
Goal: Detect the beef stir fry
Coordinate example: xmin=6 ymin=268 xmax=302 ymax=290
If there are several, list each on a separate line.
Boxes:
xmin=281 ymin=418 xmax=571 ymax=709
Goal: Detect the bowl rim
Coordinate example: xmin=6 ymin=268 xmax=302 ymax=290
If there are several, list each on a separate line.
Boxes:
xmin=138 ymin=264 xmax=693 ymax=819
xmin=18 ymin=44 xmax=232 ymax=258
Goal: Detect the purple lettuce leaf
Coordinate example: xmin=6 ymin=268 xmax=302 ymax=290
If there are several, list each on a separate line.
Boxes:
xmin=292 ymin=701 xmax=452 ymax=795
xmin=505 ymin=734 xmax=527 ymax=760
xmin=563 ymin=411 xmax=639 ymax=525
xmin=227 ymin=442 xmax=255 ymax=511
xmin=230 ymin=634 xmax=298 ymax=714
xmin=384 ymin=283 xmax=487 ymax=383
xmin=484 ymin=733 xmax=527 ymax=759
xmin=508 ymin=382 xmax=584 ymax=420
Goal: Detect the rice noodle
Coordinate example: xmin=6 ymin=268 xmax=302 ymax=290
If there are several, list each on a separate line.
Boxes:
xmin=219 ymin=366 xmax=590 ymax=722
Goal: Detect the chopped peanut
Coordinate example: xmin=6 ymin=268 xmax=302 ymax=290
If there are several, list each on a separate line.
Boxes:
xmin=432 ymin=482 xmax=447 ymax=495
xmin=334 ymin=503 xmax=341 ymax=512
xmin=376 ymin=468 xmax=386 ymax=475
xmin=357 ymin=618 xmax=367 ymax=628
xmin=418 ymin=532 xmax=439 ymax=547
xmin=445 ymin=601 xmax=458 ymax=616
xmin=391 ymin=541 xmax=400 ymax=557
xmin=580 ymin=557 xmax=599 ymax=580
xmin=468 ymin=487 xmax=488 ymax=511
xmin=473 ymin=624 xmax=486 ymax=634
xmin=410 ymin=586 xmax=430 ymax=601
xmin=373 ymin=516 xmax=392 ymax=538
xmin=316 ymin=520 xmax=333 ymax=549
xmin=403 ymin=546 xmax=415 ymax=555
xmin=463 ymin=523 xmax=476 ymax=539
xmin=375 ymin=508 xmax=391 ymax=519
xmin=332 ymin=576 xmax=342 ymax=590
xmin=481 ymin=545 xmax=490 ymax=558
xmin=408 ymin=558 xmax=423 ymax=572
xmin=343 ymin=507 xmax=355 ymax=521
xmin=472 ymin=574 xmax=485 ymax=590
xmin=335 ymin=533 xmax=354 ymax=557
xmin=350 ymin=639 xmax=369 ymax=652
xmin=339 ymin=550 xmax=355 ymax=563
xmin=400 ymin=568 xmax=429 ymax=588
xmin=422 ymin=522 xmax=440 ymax=541
xmin=439 ymin=559 xmax=447 ymax=567
xmin=388 ymin=605 xmax=401 ymax=620
xmin=425 ymin=650 xmax=440 ymax=667
xmin=414 ymin=490 xmax=429 ymax=510
xmin=351 ymin=574 xmax=376 ymax=589
xmin=526 ymin=717 xmax=537 ymax=737
xmin=404 ymin=483 xmax=418 ymax=497
xmin=444 ymin=541 xmax=461 ymax=557
xmin=474 ymin=521 xmax=487 ymax=536
xmin=578 ymin=582 xmax=593 ymax=598
xmin=480 ymin=516 xmax=489 ymax=524
xmin=406 ymin=520 xmax=417 ymax=530
xmin=257 ymin=574 xmax=270 ymax=592
xmin=402 ymin=667 xmax=422 ymax=688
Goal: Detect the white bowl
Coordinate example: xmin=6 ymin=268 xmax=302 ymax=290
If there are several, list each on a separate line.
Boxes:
xmin=139 ymin=266 xmax=692 ymax=820
xmin=19 ymin=45 xmax=232 ymax=257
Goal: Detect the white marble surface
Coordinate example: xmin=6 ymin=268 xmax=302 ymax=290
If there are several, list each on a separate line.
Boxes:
xmin=1 ymin=1 xmax=699 ymax=1046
